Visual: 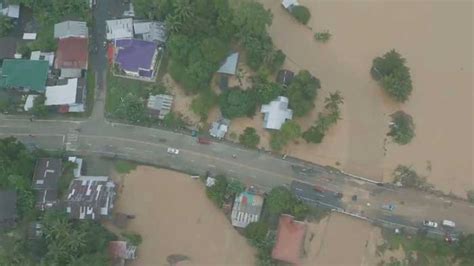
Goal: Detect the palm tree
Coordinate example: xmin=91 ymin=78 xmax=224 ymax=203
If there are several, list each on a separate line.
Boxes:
xmin=165 ymin=15 xmax=183 ymax=33
xmin=173 ymin=0 xmax=193 ymax=22
xmin=324 ymin=91 xmax=344 ymax=113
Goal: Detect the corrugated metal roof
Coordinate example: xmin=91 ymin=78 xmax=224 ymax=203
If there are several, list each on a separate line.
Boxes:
xmin=261 ymin=96 xmax=293 ymax=130
xmin=217 ymin=52 xmax=239 ymax=75
xmin=231 ymin=192 xmax=264 ymax=228
xmin=54 ymin=21 xmax=88 ymax=39
xmin=45 ymin=78 xmax=78 ymax=106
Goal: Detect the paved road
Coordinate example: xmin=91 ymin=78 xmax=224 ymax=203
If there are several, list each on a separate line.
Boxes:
xmin=1 ymin=116 xmax=473 ymax=235
xmin=1 ymin=0 xmax=473 ymax=237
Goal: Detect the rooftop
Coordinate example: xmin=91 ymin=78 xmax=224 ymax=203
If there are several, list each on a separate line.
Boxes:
xmin=133 ymin=20 xmax=167 ymax=43
xmin=115 ymin=39 xmax=157 ymax=74
xmin=209 ymin=118 xmax=230 ymax=139
xmin=147 ymin=94 xmax=173 ymax=119
xmin=54 ymin=21 xmax=88 ymax=39
xmin=217 ymin=52 xmax=239 ymax=75
xmin=272 ymin=214 xmax=306 ymax=264
xmin=32 ymin=158 xmax=62 ymax=211
xmin=0 ymin=190 xmax=17 ymax=229
xmin=106 ymin=18 xmax=133 ymax=40
xmin=231 ymin=191 xmax=264 ymax=228
xmin=0 ymin=59 xmax=49 ymax=92
xmin=66 ymin=176 xmax=116 ymax=220
xmin=55 ymin=37 xmax=88 ymax=69
xmin=45 ymin=78 xmax=79 ymax=106
xmin=261 ymin=96 xmax=293 ymax=130
xmin=1 ymin=3 xmax=19 ymax=18
xmin=0 ymin=37 xmax=17 ymax=60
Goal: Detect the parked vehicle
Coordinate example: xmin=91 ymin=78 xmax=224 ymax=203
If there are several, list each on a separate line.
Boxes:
xmin=381 ymin=203 xmax=396 ymax=211
xmin=442 ymin=220 xmax=456 ymax=228
xmin=423 ymin=220 xmax=438 ymax=228
xmin=197 ymin=137 xmax=211 ymax=144
xmin=167 ymin=147 xmax=179 ymax=155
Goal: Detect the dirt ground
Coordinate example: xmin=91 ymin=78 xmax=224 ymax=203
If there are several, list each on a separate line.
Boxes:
xmin=257 ymin=0 xmax=473 ymax=196
xmin=303 ymin=212 xmax=405 ymax=266
xmin=112 ymin=166 xmax=256 ymax=266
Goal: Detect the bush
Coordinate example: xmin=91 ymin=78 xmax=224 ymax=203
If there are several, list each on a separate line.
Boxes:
xmin=245 ymin=221 xmax=269 ymax=243
xmin=314 ymin=31 xmax=332 ymax=43
xmin=371 ymin=50 xmax=413 ymax=102
xmin=206 ymin=175 xmax=229 ymax=207
xmin=122 ymin=232 xmax=143 ymax=246
xmin=239 ymin=127 xmax=260 ymax=148
xmin=270 ymin=121 xmax=301 ymax=151
xmin=467 ymin=190 xmax=474 ymax=204
xmin=392 ymin=165 xmax=428 ymax=189
xmin=219 ymin=88 xmax=257 ymax=119
xmin=388 ymin=111 xmax=415 ymax=145
xmin=30 ymin=95 xmax=49 ymax=118
xmin=114 ymin=160 xmax=137 ymax=174
xmin=290 ymin=6 xmax=311 ymax=25
xmin=0 ymin=15 xmax=13 ymax=37
xmin=288 ymin=70 xmax=321 ymax=117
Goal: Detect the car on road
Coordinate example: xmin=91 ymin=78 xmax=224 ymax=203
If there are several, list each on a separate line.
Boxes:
xmin=423 ymin=220 xmax=438 ymax=228
xmin=167 ymin=147 xmax=179 ymax=155
xmin=442 ymin=220 xmax=456 ymax=228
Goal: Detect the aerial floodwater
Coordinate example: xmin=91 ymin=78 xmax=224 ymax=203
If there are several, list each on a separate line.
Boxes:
xmin=259 ymin=0 xmax=473 ymax=197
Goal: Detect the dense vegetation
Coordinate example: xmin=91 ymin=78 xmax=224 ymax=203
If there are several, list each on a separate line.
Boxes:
xmin=290 ymin=6 xmax=311 ymax=25
xmin=288 ymin=70 xmax=321 ymax=117
xmin=10 ymin=0 xmax=89 ymax=52
xmin=0 ymin=14 xmax=13 ymax=37
xmin=371 ymin=50 xmax=413 ymax=102
xmin=392 ymin=165 xmax=431 ymax=190
xmin=270 ymin=120 xmax=301 ymax=151
xmin=0 ymin=138 xmax=119 ymax=265
xmin=380 ymin=228 xmax=474 ymax=266
xmin=191 ymin=90 xmax=218 ymax=120
xmin=219 ymin=87 xmax=257 ymax=119
xmin=239 ymin=127 xmax=260 ymax=148
xmin=205 ymin=175 xmax=244 ymax=208
xmin=303 ymin=91 xmax=344 ymax=143
xmin=387 ymin=111 xmax=415 ymax=145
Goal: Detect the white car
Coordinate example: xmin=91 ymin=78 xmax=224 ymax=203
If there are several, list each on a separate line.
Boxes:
xmin=423 ymin=220 xmax=438 ymax=228
xmin=167 ymin=147 xmax=179 ymax=155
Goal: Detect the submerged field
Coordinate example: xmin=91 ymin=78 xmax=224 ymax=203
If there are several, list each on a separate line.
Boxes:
xmin=258 ymin=0 xmax=473 ymax=196
xmin=112 ymin=166 xmax=256 ymax=265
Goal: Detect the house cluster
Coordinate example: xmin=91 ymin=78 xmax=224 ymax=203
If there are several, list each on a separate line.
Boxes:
xmin=106 ymin=18 xmax=166 ymax=81
xmin=207 ymin=176 xmax=307 ymax=265
xmin=0 ymin=20 xmax=90 ymax=113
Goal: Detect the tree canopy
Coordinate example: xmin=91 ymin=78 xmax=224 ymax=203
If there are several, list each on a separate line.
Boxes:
xmin=290 ymin=6 xmax=311 ymax=25
xmin=270 ymin=120 xmax=301 ymax=151
xmin=371 ymin=50 xmax=413 ymax=102
xmin=288 ymin=70 xmax=321 ymax=117
xmin=219 ymin=88 xmax=257 ymax=119
xmin=239 ymin=127 xmax=260 ymax=148
xmin=0 ymin=15 xmax=13 ymax=37
xmin=303 ymin=91 xmax=343 ymax=144
xmin=253 ymin=77 xmax=285 ymax=105
xmin=387 ymin=111 xmax=415 ymax=145
xmin=191 ymin=89 xmax=218 ymax=120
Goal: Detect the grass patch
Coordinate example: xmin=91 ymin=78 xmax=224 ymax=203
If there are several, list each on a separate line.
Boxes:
xmin=114 ymin=160 xmax=137 ymax=174
xmin=105 ymin=70 xmax=150 ymax=115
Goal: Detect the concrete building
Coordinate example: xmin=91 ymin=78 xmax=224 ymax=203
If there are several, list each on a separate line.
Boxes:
xmin=32 ymin=158 xmax=62 ymax=211
xmin=106 ymin=18 xmax=133 ymax=40
xmin=114 ymin=39 xmax=158 ymax=80
xmin=209 ymin=118 xmax=230 ymax=139
xmin=231 ymin=191 xmax=264 ymax=228
xmin=54 ymin=21 xmax=88 ymax=39
xmin=272 ymin=214 xmax=307 ymax=265
xmin=55 ymin=37 xmax=88 ymax=78
xmin=45 ymin=78 xmax=86 ymax=113
xmin=261 ymin=96 xmax=293 ymax=130
xmin=0 ymin=59 xmax=49 ymax=92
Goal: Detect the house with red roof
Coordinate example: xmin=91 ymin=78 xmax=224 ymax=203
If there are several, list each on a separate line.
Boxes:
xmin=271 ymin=214 xmax=307 ymax=265
xmin=55 ymin=37 xmax=88 ymax=78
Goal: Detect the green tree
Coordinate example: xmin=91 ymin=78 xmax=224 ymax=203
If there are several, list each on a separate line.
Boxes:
xmin=233 ymin=0 xmax=272 ymax=42
xmin=290 ymin=6 xmax=311 ymax=25
xmin=0 ymin=15 xmax=13 ymax=37
xmin=265 ymin=186 xmax=295 ymax=215
xmin=302 ymin=125 xmax=325 ymax=144
xmin=388 ymin=111 xmax=415 ymax=145
xmin=455 ymin=234 xmax=474 ymax=265
xmin=314 ymin=31 xmax=332 ymax=43
xmin=113 ymin=94 xmax=146 ymax=123
xmin=392 ymin=165 xmax=426 ymax=188
xmin=30 ymin=95 xmax=49 ymax=118
xmin=245 ymin=221 xmax=269 ymax=243
xmin=253 ymin=78 xmax=285 ymax=104
xmin=288 ymin=70 xmax=321 ymax=117
xmin=133 ymin=0 xmax=172 ymax=20
xmin=191 ymin=90 xmax=218 ymax=120
xmin=206 ymin=175 xmax=229 ymax=207
xmin=239 ymin=127 xmax=260 ymax=148
xmin=324 ymin=91 xmax=344 ymax=113
xmin=226 ymin=179 xmax=245 ymax=195
xmin=219 ymin=88 xmax=257 ymax=119
xmin=371 ymin=50 xmax=413 ymax=102
xmin=270 ymin=121 xmax=301 ymax=151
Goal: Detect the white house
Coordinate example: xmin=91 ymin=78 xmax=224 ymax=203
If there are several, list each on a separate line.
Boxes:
xmin=44 ymin=78 xmax=85 ymax=112
xmin=282 ymin=0 xmax=299 ymax=10
xmin=261 ymin=96 xmax=293 ymax=130
xmin=106 ymin=18 xmax=133 ymax=40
